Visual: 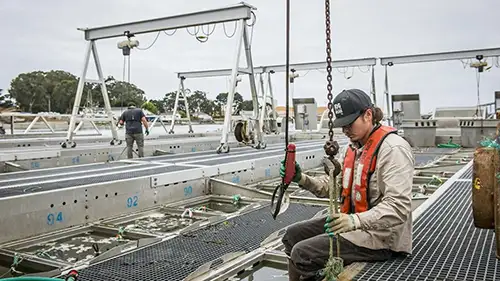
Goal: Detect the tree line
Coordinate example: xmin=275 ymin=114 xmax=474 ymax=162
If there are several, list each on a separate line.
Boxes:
xmin=1 ymin=70 xmax=254 ymax=117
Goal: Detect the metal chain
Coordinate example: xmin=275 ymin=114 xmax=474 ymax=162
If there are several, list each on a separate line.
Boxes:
xmin=325 ymin=0 xmax=334 ymax=141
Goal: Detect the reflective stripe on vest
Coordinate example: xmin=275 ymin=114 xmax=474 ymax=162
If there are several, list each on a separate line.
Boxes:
xmin=340 ymin=125 xmax=397 ymax=214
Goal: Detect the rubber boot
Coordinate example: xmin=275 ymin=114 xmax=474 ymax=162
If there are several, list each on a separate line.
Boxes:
xmin=287 ymin=258 xmax=301 ymax=281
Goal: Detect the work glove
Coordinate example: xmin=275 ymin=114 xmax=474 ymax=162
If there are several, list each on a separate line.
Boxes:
xmin=324 ymin=213 xmax=360 ymax=236
xmin=323 ymin=156 xmax=341 ymax=177
xmin=279 ymin=159 xmax=302 ymax=183
xmin=145 ymin=129 xmax=150 ymax=136
xmin=324 ymin=140 xmax=340 ymax=157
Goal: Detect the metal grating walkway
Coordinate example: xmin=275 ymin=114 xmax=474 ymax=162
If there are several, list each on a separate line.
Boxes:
xmin=0 ymin=165 xmax=193 ymax=198
xmin=459 ymin=165 xmax=473 ymax=179
xmin=353 ymin=180 xmax=499 ymax=281
xmin=190 ymin=145 xmax=322 ymax=166
xmin=77 ymin=203 xmax=324 ymax=281
xmin=0 ymin=162 xmax=130 ymax=181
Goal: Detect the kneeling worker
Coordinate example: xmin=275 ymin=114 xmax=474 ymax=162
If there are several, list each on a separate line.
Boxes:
xmin=118 ymin=103 xmax=149 ymax=159
xmin=281 ymin=89 xmax=414 ymax=280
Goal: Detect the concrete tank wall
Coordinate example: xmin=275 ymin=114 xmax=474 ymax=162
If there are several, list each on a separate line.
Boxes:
xmin=459 ymin=119 xmax=499 ymax=148
xmin=401 ymin=119 xmax=437 ymax=147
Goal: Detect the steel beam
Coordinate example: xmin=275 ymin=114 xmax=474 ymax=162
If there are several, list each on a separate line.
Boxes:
xmin=177 ymin=57 xmax=377 ymax=79
xmin=78 ymin=2 xmax=255 ymax=41
xmin=380 ymin=47 xmax=500 ymax=65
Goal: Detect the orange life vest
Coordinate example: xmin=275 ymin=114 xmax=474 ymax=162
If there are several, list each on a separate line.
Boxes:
xmin=340 ymin=125 xmax=397 ymax=214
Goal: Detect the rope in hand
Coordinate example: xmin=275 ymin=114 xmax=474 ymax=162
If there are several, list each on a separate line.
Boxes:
xmin=324 ymin=169 xmax=343 ymax=280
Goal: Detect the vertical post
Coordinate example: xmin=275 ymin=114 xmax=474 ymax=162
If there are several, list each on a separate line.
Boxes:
xmin=169 ymin=78 xmax=182 ymax=134
xmin=384 ymin=64 xmax=391 ymax=126
xmin=65 ymin=41 xmax=92 ymax=147
xmin=218 ymin=19 xmax=244 ymax=153
xmin=10 ymin=116 xmax=14 ymax=135
xmin=472 ymin=147 xmax=497 ymax=229
xmin=181 ymin=77 xmax=194 ymax=133
xmin=258 ymin=73 xmax=267 ymax=133
xmin=92 ymin=41 xmax=119 ymax=143
xmin=242 ymin=20 xmax=264 ymax=147
xmin=267 ymin=71 xmax=278 ymax=129
xmin=370 ymin=65 xmax=377 ymax=105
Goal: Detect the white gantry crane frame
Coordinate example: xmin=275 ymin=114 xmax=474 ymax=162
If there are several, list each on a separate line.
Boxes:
xmin=62 ymin=2 xmax=257 ymax=148
xmin=380 ymin=47 xmax=500 ymax=126
xmin=178 ymin=57 xmax=377 ymax=141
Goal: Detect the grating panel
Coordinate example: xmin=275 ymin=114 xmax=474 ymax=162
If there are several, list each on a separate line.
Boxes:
xmin=460 ymin=165 xmax=473 ymax=179
xmin=414 ymin=155 xmax=441 ymax=166
xmin=149 ymin=140 xmax=326 ymax=162
xmin=0 ymin=163 xmax=146 ymax=187
xmin=353 ymin=180 xmax=499 ymax=281
xmin=413 ymin=147 xmax=456 ymax=154
xmin=0 ymin=165 xmax=192 ymax=198
xmin=191 ymin=145 xmax=322 ymax=166
xmin=0 ymin=162 xmax=130 ymax=181
xmin=78 ymin=203 xmax=325 ymax=281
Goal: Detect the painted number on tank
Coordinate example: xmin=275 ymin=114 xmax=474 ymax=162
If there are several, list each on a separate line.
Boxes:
xmin=231 ymin=176 xmax=240 ymax=184
xmin=31 ymin=162 xmax=40 ymax=169
xmin=72 ymin=156 xmax=80 ymax=164
xmin=191 ymin=147 xmax=196 ymax=152
xmin=126 ymin=196 xmax=138 ymax=208
xmin=47 ymin=212 xmax=63 ymax=225
xmin=184 ymin=186 xmax=193 ymax=197
xmin=265 ymin=168 xmax=271 ymax=177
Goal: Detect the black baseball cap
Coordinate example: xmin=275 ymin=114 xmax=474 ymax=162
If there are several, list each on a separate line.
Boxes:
xmin=332 ymin=89 xmax=373 ymax=128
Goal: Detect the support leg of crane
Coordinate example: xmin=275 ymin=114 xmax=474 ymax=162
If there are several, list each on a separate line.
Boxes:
xmin=109 ymin=138 xmax=122 ymax=146
xmin=169 ymin=130 xmax=174 ymax=134
xmin=61 ymin=140 xmax=77 ymax=149
xmin=216 ymin=143 xmax=230 ymax=154
xmin=255 ymin=141 xmax=267 ymax=149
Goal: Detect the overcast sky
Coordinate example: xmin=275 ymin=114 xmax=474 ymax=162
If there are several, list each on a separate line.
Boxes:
xmin=1 ymin=0 xmax=499 ymax=114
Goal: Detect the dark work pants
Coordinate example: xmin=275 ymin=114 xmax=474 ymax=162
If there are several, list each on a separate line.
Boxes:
xmin=282 ymin=216 xmax=394 ymax=280
xmin=125 ymin=133 xmax=144 ymax=159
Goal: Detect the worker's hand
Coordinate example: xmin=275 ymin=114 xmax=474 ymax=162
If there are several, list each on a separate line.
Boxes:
xmin=323 ymin=156 xmax=341 ymax=177
xmin=324 ymin=140 xmax=340 ymax=157
xmin=279 ymin=160 xmax=302 ymax=183
xmin=116 ymin=122 xmax=122 ymax=129
xmin=324 ymin=213 xmax=360 ymax=236
xmin=145 ymin=129 xmax=150 ymax=136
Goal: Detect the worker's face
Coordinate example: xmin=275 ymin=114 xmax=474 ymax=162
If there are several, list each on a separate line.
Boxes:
xmin=342 ymin=109 xmax=373 ymax=143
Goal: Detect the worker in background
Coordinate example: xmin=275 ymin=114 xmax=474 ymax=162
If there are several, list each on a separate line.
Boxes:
xmin=280 ymin=89 xmax=414 ymax=281
xmin=118 ymin=103 xmax=149 ymax=159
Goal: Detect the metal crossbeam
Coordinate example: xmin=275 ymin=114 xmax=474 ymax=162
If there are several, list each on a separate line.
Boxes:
xmin=78 ymin=2 xmax=255 ymax=41
xmin=177 ymin=57 xmax=377 ymax=79
xmin=380 ymin=47 xmax=500 ymax=65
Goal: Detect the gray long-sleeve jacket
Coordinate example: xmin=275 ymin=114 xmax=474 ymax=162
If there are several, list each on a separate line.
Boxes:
xmin=298 ymin=133 xmax=415 ymax=254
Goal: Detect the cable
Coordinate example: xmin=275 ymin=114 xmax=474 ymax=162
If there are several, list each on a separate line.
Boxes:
xmin=201 ymin=24 xmax=216 ymax=36
xmin=246 ymin=11 xmax=257 ymax=26
xmin=357 ymin=65 xmax=371 ymax=73
xmin=186 ymin=26 xmax=200 ymax=36
xmin=223 ymin=22 xmax=238 ymax=38
xmin=163 ymin=29 xmax=177 ymax=36
xmin=136 ymin=31 xmax=161 ymax=50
